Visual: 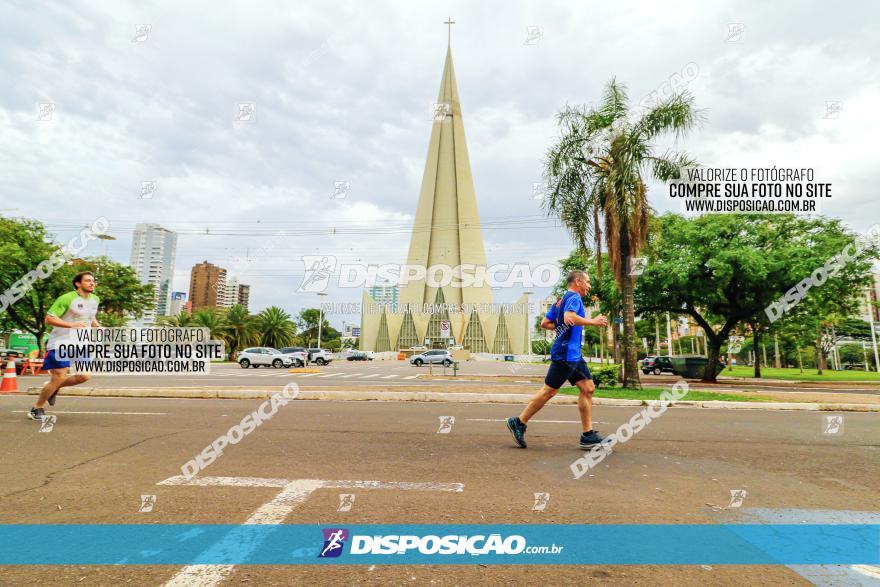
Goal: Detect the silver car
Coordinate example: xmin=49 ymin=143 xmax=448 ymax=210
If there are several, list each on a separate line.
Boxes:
xmin=238 ymin=347 xmax=294 ymax=369
xmin=410 ymin=349 xmax=453 ymax=366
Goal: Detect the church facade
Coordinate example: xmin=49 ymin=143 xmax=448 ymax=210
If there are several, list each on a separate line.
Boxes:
xmin=359 ymin=46 xmax=529 ymax=354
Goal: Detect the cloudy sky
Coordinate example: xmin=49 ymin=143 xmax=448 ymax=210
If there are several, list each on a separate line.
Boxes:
xmin=2 ymin=0 xmax=878 ymax=327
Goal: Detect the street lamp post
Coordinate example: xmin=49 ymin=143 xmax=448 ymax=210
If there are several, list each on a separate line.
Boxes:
xmin=317 ymin=292 xmax=328 ymax=349
xmin=523 ymin=291 xmax=533 ymax=362
xmin=867 ymin=288 xmax=880 ymax=372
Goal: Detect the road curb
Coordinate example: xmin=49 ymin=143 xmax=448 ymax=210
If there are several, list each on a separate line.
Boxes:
xmin=21 ymin=387 xmax=880 ymax=412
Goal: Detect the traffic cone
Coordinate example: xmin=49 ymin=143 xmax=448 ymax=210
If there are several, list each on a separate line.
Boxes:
xmin=1 ymin=359 xmax=18 ymax=393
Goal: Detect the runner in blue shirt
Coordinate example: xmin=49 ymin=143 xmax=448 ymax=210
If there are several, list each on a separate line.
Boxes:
xmin=507 ymin=270 xmax=608 ymax=449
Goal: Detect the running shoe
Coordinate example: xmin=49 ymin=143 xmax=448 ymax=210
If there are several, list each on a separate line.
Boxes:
xmin=579 ymin=429 xmax=606 ymax=449
xmin=506 ymin=416 xmax=528 ymax=448
xmin=28 ymin=407 xmax=46 ymax=421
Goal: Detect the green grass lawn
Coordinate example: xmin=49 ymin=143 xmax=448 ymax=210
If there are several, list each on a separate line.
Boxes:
xmin=559 ymin=386 xmax=774 ymax=402
xmin=723 ymin=365 xmax=880 ymax=382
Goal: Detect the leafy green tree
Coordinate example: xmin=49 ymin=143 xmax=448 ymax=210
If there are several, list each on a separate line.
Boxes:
xmin=69 ymin=257 xmax=155 ymax=322
xmin=838 ymin=343 xmax=867 ymax=367
xmin=637 ymin=213 xmax=877 ymax=381
xmin=544 ymin=79 xmax=700 ymax=387
xmin=256 ymin=306 xmax=297 ymax=348
xmin=222 ymin=304 xmax=257 ymax=358
xmin=0 ymin=220 xmax=154 ymax=349
xmin=296 ymin=308 xmax=338 ymax=347
xmin=0 ymin=218 xmax=73 ymax=350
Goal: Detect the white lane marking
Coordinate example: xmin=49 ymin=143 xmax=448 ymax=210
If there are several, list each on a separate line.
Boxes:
xmin=316 ymin=373 xmax=337 ymax=378
xmin=158 ymin=475 xmax=290 ymax=488
xmin=403 ymin=375 xmax=419 ymax=380
xmin=361 ymin=374 xmax=382 ymax=379
xmin=323 ymin=479 xmax=463 ymax=492
xmin=466 ymin=418 xmax=609 ymax=424
xmin=11 ymin=410 xmax=167 ymax=415
xmin=159 ymin=475 xmax=463 ymax=586
xmin=381 ymin=375 xmax=399 ymax=379
xmin=338 ymin=374 xmax=358 ymax=378
xmin=297 ymin=373 xmax=322 ymax=378
xmin=163 ymin=479 xmax=324 ymax=587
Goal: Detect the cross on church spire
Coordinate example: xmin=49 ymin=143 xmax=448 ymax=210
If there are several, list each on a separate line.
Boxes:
xmin=444 ymin=16 xmax=455 ymax=47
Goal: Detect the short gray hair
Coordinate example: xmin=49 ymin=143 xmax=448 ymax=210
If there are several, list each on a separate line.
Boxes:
xmin=566 ymin=270 xmax=588 ymax=285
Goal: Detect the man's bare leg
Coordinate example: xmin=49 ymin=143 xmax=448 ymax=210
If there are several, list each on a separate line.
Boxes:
xmin=34 ymin=369 xmax=90 ymax=409
xmin=575 ymin=378 xmax=596 ymax=432
xmin=519 ymin=384 xmax=559 ymax=424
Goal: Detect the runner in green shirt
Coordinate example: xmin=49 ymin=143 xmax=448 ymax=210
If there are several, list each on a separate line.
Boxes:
xmin=28 ymin=272 xmax=101 ymax=422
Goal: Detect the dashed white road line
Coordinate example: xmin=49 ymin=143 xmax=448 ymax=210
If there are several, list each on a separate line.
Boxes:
xmin=466 ymin=418 xmax=609 ymax=424
xmin=11 ymin=410 xmax=167 ymax=416
xmin=158 ymin=475 xmax=463 ymax=586
xmin=361 ymin=374 xmax=382 ymax=379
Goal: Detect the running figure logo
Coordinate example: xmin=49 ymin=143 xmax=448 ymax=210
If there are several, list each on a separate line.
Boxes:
xmin=39 ymin=415 xmax=57 ymax=433
xmin=437 ymin=416 xmax=455 ymax=434
xmin=298 ymin=255 xmax=337 ymax=293
xmin=337 ymin=494 xmax=355 ymax=512
xmin=823 ymin=415 xmax=844 ymax=435
xmin=139 ymin=495 xmax=156 ymax=513
xmin=319 ymin=528 xmax=349 ymax=558
xmin=726 ymin=489 xmax=748 ymax=509
xmin=532 ymin=492 xmax=550 ymax=511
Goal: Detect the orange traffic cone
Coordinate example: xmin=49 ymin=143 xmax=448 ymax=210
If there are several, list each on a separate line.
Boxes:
xmin=1 ymin=359 xmax=18 ymax=393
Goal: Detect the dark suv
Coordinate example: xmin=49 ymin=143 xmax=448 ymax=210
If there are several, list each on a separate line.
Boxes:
xmin=641 ymin=355 xmax=675 ymax=375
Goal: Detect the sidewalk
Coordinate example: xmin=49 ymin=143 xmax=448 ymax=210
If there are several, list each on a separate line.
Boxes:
xmin=19 ymin=385 xmax=880 ymax=412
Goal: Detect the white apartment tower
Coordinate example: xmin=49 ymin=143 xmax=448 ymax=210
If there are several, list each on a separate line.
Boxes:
xmin=130 ymin=223 xmax=178 ymax=324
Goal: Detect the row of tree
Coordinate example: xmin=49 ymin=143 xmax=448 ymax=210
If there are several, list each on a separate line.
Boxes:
xmin=158 ymin=305 xmax=345 ymax=357
xmin=542 ymin=79 xmax=878 ymax=385
xmin=0 ymin=217 xmax=347 ymax=355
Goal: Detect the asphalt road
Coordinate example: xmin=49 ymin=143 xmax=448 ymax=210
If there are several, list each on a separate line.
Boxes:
xmin=2 ymin=393 xmax=878 ymax=586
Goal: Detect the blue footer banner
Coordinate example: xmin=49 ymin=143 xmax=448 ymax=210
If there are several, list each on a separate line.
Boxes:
xmin=1 ymin=524 xmax=878 ymax=565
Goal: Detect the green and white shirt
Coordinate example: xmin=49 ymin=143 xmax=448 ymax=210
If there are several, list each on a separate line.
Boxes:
xmin=46 ymin=291 xmax=100 ymax=350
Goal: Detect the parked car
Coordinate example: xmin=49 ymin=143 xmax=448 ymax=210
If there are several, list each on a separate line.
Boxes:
xmin=278 ymin=347 xmax=308 ymax=367
xmin=641 ymin=355 xmax=675 ymax=375
xmin=238 ymin=347 xmax=295 ymax=369
xmin=307 ymin=348 xmax=333 ymax=365
xmin=346 ymin=351 xmax=373 ymax=361
xmin=410 ymin=349 xmax=453 ymax=366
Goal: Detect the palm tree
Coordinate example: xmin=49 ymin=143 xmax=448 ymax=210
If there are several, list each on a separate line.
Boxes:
xmin=157 ymin=311 xmax=195 ymax=327
xmin=192 ymin=308 xmax=228 ymax=344
xmin=545 ymin=79 xmax=701 ymax=387
xmin=223 ymin=304 xmax=257 ymax=358
xmin=255 ymin=306 xmax=297 ymax=349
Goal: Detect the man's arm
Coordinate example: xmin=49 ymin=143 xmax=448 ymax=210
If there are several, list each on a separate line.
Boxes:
xmin=91 ymin=318 xmax=101 ymax=327
xmin=564 ymin=311 xmax=608 ymax=328
xmin=540 ymin=316 xmax=556 ymax=330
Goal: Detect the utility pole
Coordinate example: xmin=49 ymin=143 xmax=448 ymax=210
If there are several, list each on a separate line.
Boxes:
xmin=317 ymin=292 xmax=328 ymax=349
xmin=867 ymin=288 xmax=880 ymax=372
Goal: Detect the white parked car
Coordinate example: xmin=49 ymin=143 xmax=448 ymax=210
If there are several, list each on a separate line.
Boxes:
xmin=307 ymin=348 xmax=333 ymax=365
xmin=410 ymin=349 xmax=453 ymax=366
xmin=279 ymin=350 xmax=307 ymax=367
xmin=238 ymin=347 xmax=295 ymax=369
